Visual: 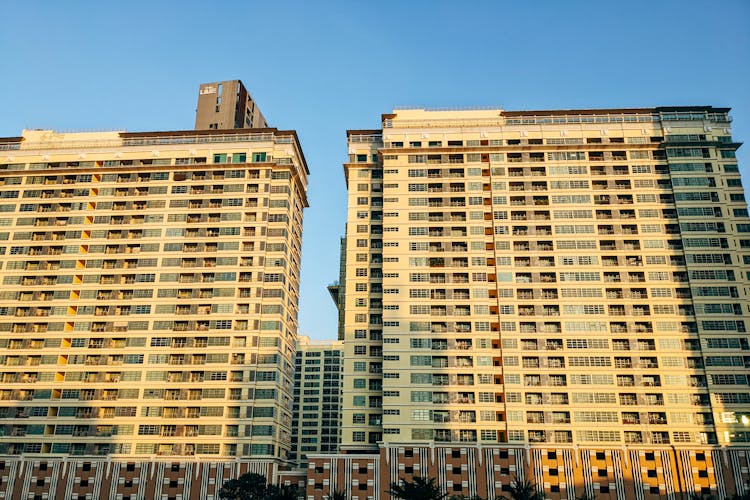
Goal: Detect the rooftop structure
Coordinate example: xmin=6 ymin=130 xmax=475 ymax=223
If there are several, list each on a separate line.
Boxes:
xmin=195 ymin=80 xmax=268 ymax=130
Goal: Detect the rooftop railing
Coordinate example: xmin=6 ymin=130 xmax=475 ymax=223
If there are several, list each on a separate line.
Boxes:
xmin=1 ymin=131 xmax=284 ymax=152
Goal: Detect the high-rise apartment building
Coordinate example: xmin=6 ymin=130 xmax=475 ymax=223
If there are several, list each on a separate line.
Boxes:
xmin=0 ymin=125 xmax=308 ymax=498
xmin=318 ymin=106 xmax=750 ymax=499
xmin=195 ymin=80 xmax=268 ymax=130
xmin=290 ymin=336 xmax=343 ymax=464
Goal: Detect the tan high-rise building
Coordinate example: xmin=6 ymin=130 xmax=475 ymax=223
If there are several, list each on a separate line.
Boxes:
xmin=0 ymin=126 xmax=308 ymax=465
xmin=195 ymin=80 xmax=268 ymax=130
xmin=340 ymin=106 xmax=750 ymax=455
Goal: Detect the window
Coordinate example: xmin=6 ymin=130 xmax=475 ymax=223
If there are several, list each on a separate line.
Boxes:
xmin=412 ymin=409 xmax=431 ymax=421
xmin=411 ymin=391 xmax=432 ymax=402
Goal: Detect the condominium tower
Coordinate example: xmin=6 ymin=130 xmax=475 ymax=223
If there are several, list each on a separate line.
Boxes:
xmin=0 ymin=127 xmax=308 ymax=465
xmin=339 ymin=106 xmax=749 ymax=453
xmin=195 ymin=80 xmax=268 ymax=130
xmin=290 ymin=335 xmax=343 ymax=464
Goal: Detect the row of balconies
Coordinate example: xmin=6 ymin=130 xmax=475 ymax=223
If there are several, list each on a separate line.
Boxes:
xmin=511 ymin=241 xmax=555 ymax=251
xmin=0 ymin=387 xmax=251 ymax=403
xmin=508 ymin=182 xmax=553 ymax=191
xmin=0 ymin=442 xmax=228 ymax=456
xmin=427 ymin=289 xmax=471 ymax=300
xmin=514 ymin=272 xmax=557 ymax=283
xmin=3 ymin=404 xmax=205 ymax=420
xmin=426 ymin=242 xmax=469 ymax=252
xmin=426 ymin=322 xmax=473 ymax=334
xmin=521 ymin=357 xmax=565 ymax=368
xmin=509 ymin=210 xmax=552 ymax=221
xmin=428 ymin=356 xmax=474 ymax=368
xmin=522 ymin=393 xmax=569 ymax=405
xmin=507 ymin=166 xmax=547 ymax=177
xmin=110 ymin=201 xmax=150 ymax=210
xmin=424 ymin=257 xmax=469 ymax=268
xmin=509 ymin=195 xmax=551 ymax=206
xmin=429 ymin=374 xmax=485 ymax=387
xmin=430 ymin=392 xmax=481 ymax=405
xmin=1 ymin=370 xmax=241 ymax=385
xmin=431 ymin=410 xmax=479 ymax=423
xmin=419 ymin=305 xmax=471 ymax=316
xmin=517 ymin=322 xmax=562 ymax=334
xmin=517 ymin=305 xmax=562 ymax=316
xmin=1 ymin=424 xmax=131 ymax=438
xmin=523 ymin=375 xmax=569 ymax=387
xmin=523 ymin=430 xmax=678 ymax=446
xmin=424 ymin=429 xmax=481 ymax=443
xmin=591 ymin=179 xmax=668 ymax=190
xmin=425 ymin=197 xmax=468 ymax=208
xmin=507 ymin=152 xmax=547 ymax=163
xmin=516 ymin=289 xmax=557 ymax=300
xmin=24 ymin=189 xmax=91 ymax=199
xmin=524 ymin=411 xmax=571 ymax=424
xmin=509 ymin=227 xmax=553 ymax=237
xmin=426 ymin=212 xmax=466 ymax=222
xmin=520 ymin=392 xmax=707 ymax=408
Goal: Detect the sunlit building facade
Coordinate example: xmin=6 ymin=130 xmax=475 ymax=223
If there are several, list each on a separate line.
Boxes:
xmin=325 ymin=106 xmax=750 ymax=499
xmin=0 ymin=126 xmax=308 ymax=497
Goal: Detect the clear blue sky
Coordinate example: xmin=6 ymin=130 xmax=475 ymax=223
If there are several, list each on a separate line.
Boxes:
xmin=1 ymin=1 xmax=749 ymax=340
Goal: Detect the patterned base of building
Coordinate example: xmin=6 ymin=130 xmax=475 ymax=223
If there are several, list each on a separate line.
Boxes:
xmin=304 ymin=444 xmax=750 ymax=500
xmin=3 ymin=446 xmax=749 ymax=499
xmin=0 ymin=456 xmax=305 ymax=500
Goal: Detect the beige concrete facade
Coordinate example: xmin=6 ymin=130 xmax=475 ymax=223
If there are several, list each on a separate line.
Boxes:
xmin=290 ymin=336 xmax=343 ymax=465
xmin=0 ymin=127 xmax=308 ymax=463
xmin=340 ymin=106 xmax=750 ymax=454
xmin=195 ymin=80 xmax=268 ymax=130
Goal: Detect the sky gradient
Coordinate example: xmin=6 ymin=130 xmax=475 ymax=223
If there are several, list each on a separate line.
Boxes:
xmin=1 ymin=1 xmax=749 ymax=340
